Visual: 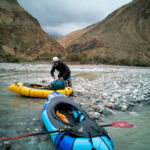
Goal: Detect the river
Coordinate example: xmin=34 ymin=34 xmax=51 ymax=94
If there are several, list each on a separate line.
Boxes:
xmin=0 ymin=62 xmax=150 ymax=150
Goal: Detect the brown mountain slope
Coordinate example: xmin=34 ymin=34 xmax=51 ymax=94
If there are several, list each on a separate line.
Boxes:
xmin=0 ymin=0 xmax=65 ymax=62
xmin=58 ymin=0 xmax=150 ymax=66
xmin=58 ymin=27 xmax=90 ymax=48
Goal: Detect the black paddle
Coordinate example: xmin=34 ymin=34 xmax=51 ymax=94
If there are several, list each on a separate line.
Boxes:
xmin=0 ymin=121 xmax=133 ymax=141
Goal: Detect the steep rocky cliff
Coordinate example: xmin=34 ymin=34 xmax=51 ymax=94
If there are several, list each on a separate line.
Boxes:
xmin=0 ymin=0 xmax=65 ymax=62
xmin=58 ymin=0 xmax=150 ymax=66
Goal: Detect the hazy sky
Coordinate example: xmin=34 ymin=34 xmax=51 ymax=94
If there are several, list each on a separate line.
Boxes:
xmin=18 ymin=0 xmax=132 ymax=36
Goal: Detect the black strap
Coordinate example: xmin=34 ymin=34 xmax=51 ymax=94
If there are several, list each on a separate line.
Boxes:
xmin=76 ymin=112 xmax=83 ymax=122
xmin=88 ymin=132 xmax=96 ymax=150
xmin=99 ymin=136 xmax=111 ymax=150
xmin=56 ymin=134 xmax=65 ymax=148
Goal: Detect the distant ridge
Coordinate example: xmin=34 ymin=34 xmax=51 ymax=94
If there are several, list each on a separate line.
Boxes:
xmin=0 ymin=0 xmax=65 ymax=62
xmin=58 ymin=0 xmax=150 ymax=66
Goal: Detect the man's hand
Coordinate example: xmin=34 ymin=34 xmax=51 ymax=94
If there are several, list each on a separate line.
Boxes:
xmin=60 ymin=77 xmax=63 ymax=80
xmin=53 ymin=76 xmax=56 ymax=80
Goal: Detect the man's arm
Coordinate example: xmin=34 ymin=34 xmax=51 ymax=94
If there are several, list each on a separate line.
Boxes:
xmin=50 ymin=65 xmax=55 ymax=77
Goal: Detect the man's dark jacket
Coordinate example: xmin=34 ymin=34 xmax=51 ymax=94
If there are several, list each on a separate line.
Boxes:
xmin=50 ymin=61 xmax=71 ymax=80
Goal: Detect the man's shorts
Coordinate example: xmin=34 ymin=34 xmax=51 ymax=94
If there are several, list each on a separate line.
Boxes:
xmin=67 ymin=75 xmax=71 ymax=81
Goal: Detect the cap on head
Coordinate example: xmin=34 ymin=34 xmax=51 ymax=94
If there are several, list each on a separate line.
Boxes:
xmin=53 ymin=56 xmax=59 ymax=62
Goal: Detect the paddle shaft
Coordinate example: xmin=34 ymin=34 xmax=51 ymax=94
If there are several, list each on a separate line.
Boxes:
xmin=101 ymin=124 xmax=112 ymax=127
xmin=0 ymin=121 xmax=133 ymax=141
xmin=0 ymin=129 xmax=61 ymax=141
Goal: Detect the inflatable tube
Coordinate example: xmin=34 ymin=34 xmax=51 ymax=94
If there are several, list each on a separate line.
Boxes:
xmin=8 ymin=82 xmax=73 ymax=98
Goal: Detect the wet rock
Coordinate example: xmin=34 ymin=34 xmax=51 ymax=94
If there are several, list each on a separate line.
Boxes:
xmin=42 ymin=80 xmax=46 ymax=83
xmin=0 ymin=142 xmax=3 ymax=147
xmin=34 ymin=128 xmax=41 ymax=131
xmin=113 ymin=93 xmax=121 ymax=99
xmin=129 ymin=112 xmax=139 ymax=116
xmin=3 ymin=142 xmax=11 ymax=150
xmin=26 ymin=128 xmax=31 ymax=131
xmin=97 ymin=105 xmax=105 ymax=113
xmin=14 ymin=145 xmax=22 ymax=150
xmin=89 ymin=112 xmax=100 ymax=120
xmin=0 ymin=124 xmax=11 ymax=128
xmin=76 ymin=92 xmax=83 ymax=96
xmin=17 ymin=128 xmax=28 ymax=133
xmin=91 ymin=105 xmax=100 ymax=110
xmin=121 ymin=105 xmax=128 ymax=111
xmin=85 ymin=107 xmax=94 ymax=113
xmin=40 ymin=136 xmax=49 ymax=142
xmin=127 ymin=101 xmax=135 ymax=106
xmin=109 ymin=98 xmax=115 ymax=102
xmin=103 ymin=102 xmax=113 ymax=108
xmin=101 ymin=108 xmax=114 ymax=115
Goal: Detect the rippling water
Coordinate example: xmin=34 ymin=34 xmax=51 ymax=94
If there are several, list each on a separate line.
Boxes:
xmin=0 ymin=63 xmax=150 ymax=150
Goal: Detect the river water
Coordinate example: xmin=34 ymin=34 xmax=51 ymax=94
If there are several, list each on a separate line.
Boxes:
xmin=0 ymin=62 xmax=150 ymax=150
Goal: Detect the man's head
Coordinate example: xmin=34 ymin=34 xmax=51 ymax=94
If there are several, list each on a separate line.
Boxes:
xmin=52 ymin=56 xmax=59 ymax=65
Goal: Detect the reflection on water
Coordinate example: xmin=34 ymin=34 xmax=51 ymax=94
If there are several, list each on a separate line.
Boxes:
xmin=105 ymin=106 xmax=150 ymax=150
xmin=0 ymin=63 xmax=150 ymax=150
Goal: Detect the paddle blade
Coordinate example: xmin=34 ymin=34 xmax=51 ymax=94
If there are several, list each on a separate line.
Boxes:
xmin=111 ymin=121 xmax=134 ymax=128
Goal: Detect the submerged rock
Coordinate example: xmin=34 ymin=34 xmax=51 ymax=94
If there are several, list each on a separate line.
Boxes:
xmin=39 ymin=136 xmax=49 ymax=142
xmin=3 ymin=142 xmax=11 ymax=150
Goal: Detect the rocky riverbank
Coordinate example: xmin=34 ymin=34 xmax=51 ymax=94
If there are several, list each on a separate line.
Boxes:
xmin=0 ymin=63 xmax=150 ymax=150
xmin=70 ymin=65 xmax=150 ymax=121
xmin=1 ymin=63 xmax=150 ymax=107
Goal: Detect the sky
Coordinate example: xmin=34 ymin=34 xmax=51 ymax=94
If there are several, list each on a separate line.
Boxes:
xmin=18 ymin=0 xmax=132 ymax=36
